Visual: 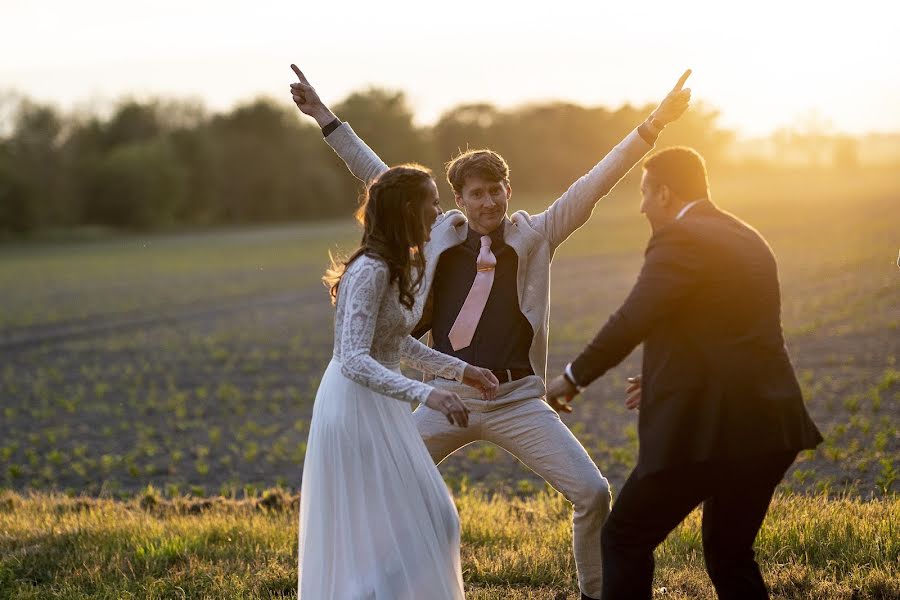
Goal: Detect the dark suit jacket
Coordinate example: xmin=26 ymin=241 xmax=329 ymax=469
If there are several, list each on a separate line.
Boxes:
xmin=570 ymin=200 xmax=822 ymax=477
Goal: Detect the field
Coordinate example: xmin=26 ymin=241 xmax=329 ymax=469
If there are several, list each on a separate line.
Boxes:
xmin=2 ymin=167 xmax=897 ymax=499
xmin=1 ymin=488 xmax=897 ymax=599
xmin=0 ymin=166 xmax=898 ymax=597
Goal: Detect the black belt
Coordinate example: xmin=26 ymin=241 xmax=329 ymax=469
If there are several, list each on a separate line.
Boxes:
xmin=490 ymin=368 xmax=534 ymax=384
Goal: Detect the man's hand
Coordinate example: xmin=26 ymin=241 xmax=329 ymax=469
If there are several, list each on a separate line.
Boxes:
xmin=546 ymin=374 xmax=577 ymax=414
xmin=625 ymin=374 xmax=642 ymax=410
xmin=650 ymin=69 xmax=692 ymax=126
xmin=462 ymin=365 xmax=500 ymax=401
xmin=289 ymin=64 xmax=337 ymax=128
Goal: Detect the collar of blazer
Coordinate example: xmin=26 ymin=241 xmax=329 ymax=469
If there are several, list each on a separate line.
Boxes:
xmin=678 ymin=198 xmax=717 ymax=220
xmin=646 ymin=199 xmax=721 ymax=251
xmin=424 ymin=209 xmax=546 ymax=318
xmin=425 ymin=209 xmax=544 ymax=263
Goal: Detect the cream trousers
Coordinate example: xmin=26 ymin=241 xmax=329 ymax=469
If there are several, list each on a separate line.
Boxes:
xmin=413 ymin=396 xmax=610 ymax=598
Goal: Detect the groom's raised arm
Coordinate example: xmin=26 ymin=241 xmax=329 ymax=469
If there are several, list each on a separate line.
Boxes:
xmin=289 ymin=64 xmax=389 ymax=185
xmin=531 ymin=70 xmax=692 ymax=248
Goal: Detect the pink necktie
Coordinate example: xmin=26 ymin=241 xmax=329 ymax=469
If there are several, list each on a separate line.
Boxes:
xmin=448 ymin=235 xmax=496 ymax=351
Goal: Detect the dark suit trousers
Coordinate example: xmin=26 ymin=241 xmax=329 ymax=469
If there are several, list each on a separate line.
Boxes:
xmin=600 ymin=450 xmax=797 ymax=600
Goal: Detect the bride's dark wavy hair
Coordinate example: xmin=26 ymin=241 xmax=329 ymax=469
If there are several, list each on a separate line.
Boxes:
xmin=324 ymin=164 xmax=435 ymax=310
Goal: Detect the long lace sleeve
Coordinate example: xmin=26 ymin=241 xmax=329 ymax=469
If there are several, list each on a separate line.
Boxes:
xmin=400 ymin=335 xmax=467 ymax=381
xmin=338 ymin=258 xmax=435 ymax=405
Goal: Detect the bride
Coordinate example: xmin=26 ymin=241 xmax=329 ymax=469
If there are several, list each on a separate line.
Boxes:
xmin=295 ymin=158 xmax=499 ymax=598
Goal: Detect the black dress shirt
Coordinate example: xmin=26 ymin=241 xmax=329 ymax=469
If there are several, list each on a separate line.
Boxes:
xmin=415 ymin=220 xmax=534 ymax=371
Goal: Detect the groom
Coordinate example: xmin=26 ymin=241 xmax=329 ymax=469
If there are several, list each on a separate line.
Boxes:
xmin=546 ymin=147 xmax=823 ymax=599
xmin=290 ymin=65 xmax=691 ymax=599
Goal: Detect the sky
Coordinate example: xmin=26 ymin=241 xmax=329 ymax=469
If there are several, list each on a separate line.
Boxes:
xmin=2 ymin=0 xmax=898 ymax=138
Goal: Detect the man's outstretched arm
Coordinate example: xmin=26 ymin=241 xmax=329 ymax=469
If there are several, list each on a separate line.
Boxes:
xmin=532 ymin=70 xmax=692 ymax=248
xmin=544 ymin=224 xmax=701 ymax=407
xmin=290 ymin=64 xmax=388 ymax=185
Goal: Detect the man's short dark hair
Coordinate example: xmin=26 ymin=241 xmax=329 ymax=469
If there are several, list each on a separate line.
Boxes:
xmin=643 ymin=146 xmax=709 ymax=200
xmin=445 ymin=149 xmax=509 ymax=195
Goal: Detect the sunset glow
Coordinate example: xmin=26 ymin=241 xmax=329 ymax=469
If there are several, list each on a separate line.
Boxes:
xmin=2 ymin=0 xmax=897 ymax=136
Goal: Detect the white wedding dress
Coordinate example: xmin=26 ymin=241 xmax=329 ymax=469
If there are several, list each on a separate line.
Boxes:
xmin=298 ymin=254 xmax=467 ymax=599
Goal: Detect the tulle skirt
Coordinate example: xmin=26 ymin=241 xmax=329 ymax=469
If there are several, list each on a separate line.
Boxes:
xmin=298 ymin=358 xmax=465 ymax=599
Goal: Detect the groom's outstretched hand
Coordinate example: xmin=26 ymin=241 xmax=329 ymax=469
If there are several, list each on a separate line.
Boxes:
xmin=462 ymin=365 xmax=500 ymax=401
xmin=546 ymin=375 xmax=577 ymax=414
xmin=289 ymin=63 xmax=337 ymax=128
xmin=650 ymin=69 xmax=692 ymax=126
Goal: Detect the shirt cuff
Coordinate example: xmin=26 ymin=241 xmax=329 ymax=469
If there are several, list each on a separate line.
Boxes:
xmin=321 ymin=118 xmax=342 ymax=138
xmin=564 ymin=363 xmax=585 ymax=392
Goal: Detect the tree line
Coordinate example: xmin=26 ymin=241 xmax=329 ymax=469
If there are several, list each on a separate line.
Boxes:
xmin=0 ymin=89 xmax=732 ymax=234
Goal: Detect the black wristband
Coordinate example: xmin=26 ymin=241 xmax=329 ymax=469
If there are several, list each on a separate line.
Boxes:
xmin=637 ymin=122 xmax=660 ymax=146
xmin=321 ymin=118 xmax=341 ymax=137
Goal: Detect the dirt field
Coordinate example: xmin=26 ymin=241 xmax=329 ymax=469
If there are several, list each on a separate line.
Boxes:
xmin=1 ymin=168 xmax=897 ymax=498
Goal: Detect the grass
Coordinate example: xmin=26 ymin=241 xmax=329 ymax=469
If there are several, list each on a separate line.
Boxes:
xmin=0 ymin=166 xmax=897 ymax=597
xmin=0 ymin=488 xmax=897 ymax=599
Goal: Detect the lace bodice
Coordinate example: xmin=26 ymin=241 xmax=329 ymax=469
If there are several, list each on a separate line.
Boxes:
xmin=332 ymin=254 xmax=467 ymax=405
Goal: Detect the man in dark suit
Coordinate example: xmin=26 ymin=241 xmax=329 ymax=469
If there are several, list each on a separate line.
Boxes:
xmin=546 ymin=147 xmax=822 ymax=600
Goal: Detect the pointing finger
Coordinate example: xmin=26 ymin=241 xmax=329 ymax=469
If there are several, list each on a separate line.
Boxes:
xmin=290 ymin=64 xmax=308 ymax=83
xmin=672 ymin=69 xmax=692 ymax=92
